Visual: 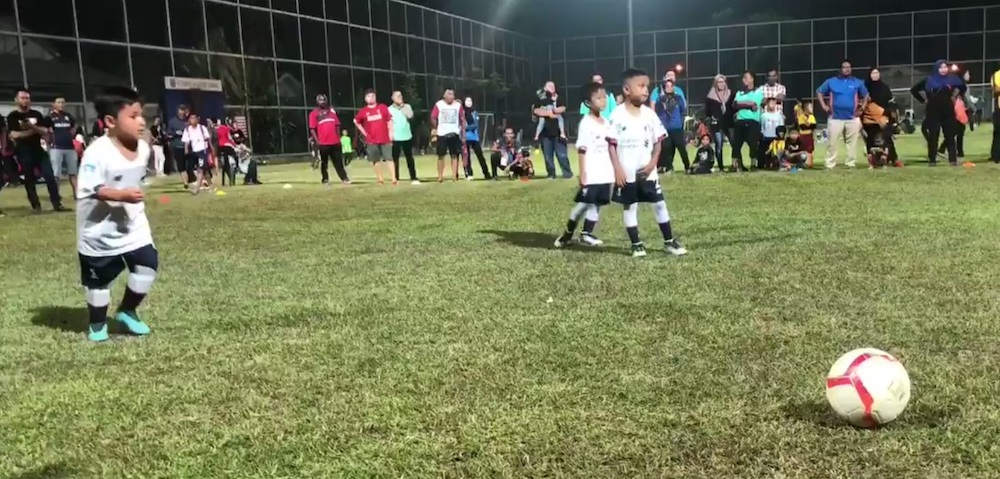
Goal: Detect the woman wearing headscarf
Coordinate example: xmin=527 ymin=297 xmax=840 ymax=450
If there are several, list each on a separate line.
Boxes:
xmin=937 ymin=69 xmax=972 ymax=158
xmin=911 ymin=60 xmax=966 ymax=166
xmin=863 ymin=68 xmax=899 ymax=166
xmin=705 ymin=74 xmax=734 ymax=171
xmin=462 ymin=97 xmax=491 ymax=180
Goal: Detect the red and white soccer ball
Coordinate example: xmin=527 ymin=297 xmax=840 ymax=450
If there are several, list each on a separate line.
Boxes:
xmin=825 ymin=348 xmax=911 ymax=428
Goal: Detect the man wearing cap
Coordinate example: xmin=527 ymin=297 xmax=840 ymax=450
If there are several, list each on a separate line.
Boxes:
xmin=309 ymin=94 xmax=348 ymax=185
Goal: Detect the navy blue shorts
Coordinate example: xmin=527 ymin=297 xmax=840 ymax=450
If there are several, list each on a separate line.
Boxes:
xmin=79 ymin=244 xmax=159 ymax=288
xmin=574 ymin=183 xmax=614 ymax=206
xmin=613 ymin=177 xmax=664 ymax=205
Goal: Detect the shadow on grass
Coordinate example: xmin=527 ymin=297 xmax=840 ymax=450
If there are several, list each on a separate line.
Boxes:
xmin=782 ymin=400 xmax=955 ymax=430
xmin=479 ymin=229 xmax=619 ymax=254
xmin=6 ymin=462 xmax=75 ymax=479
xmin=30 ymin=306 xmax=90 ymax=333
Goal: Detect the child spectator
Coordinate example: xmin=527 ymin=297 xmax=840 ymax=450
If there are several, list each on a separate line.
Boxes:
xmin=784 ymin=128 xmax=809 ymax=170
xmin=759 ymin=97 xmax=784 ymax=169
xmin=690 ymin=134 xmax=714 ymax=175
xmin=341 ymin=130 xmax=354 ymax=165
xmin=867 ymin=130 xmax=890 ymax=169
xmin=795 ymin=100 xmax=817 ymax=167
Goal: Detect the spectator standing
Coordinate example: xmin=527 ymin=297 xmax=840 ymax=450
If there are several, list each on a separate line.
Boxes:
xmin=795 ymin=101 xmax=817 ymax=167
xmin=309 ymin=94 xmax=348 ymax=185
xmin=181 ymin=114 xmax=212 ymax=194
xmin=149 ymin=117 xmax=167 ymax=176
xmin=654 ymin=79 xmax=690 ymax=173
xmin=991 ymin=63 xmax=1000 ymax=163
xmin=463 ymin=97 xmax=492 ymax=180
xmin=910 ymin=60 xmax=965 ymax=166
xmin=705 ymin=74 xmax=734 ymax=171
xmin=48 ymin=96 xmax=79 ymax=198
xmin=430 ymin=88 xmax=465 ymax=182
xmin=863 ymin=68 xmax=900 ymax=166
xmin=816 ymin=60 xmax=869 ymax=169
xmin=354 ymin=89 xmax=395 ymax=185
xmin=650 ymin=69 xmax=686 ymax=106
xmin=167 ymin=105 xmax=189 ymax=182
xmin=578 ymin=73 xmax=617 ymax=118
xmin=532 ymin=81 xmax=573 ymax=179
xmin=937 ymin=69 xmax=972 ymax=158
xmin=7 ymin=88 xmax=68 ymax=213
xmin=761 ymin=69 xmax=787 ymax=110
xmin=731 ymin=71 xmax=764 ymax=172
xmin=389 ymin=91 xmax=419 ymax=184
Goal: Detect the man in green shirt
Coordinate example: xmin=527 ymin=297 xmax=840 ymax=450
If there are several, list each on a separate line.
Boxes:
xmin=578 ymin=73 xmax=616 ymax=119
xmin=390 ymin=91 xmax=419 ymax=184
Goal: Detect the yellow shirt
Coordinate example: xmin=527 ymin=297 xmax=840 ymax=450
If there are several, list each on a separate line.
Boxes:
xmin=796 ymin=112 xmax=817 ymax=135
xmin=769 ymin=139 xmax=785 ymax=156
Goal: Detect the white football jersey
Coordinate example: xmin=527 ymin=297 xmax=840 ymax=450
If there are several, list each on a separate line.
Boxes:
xmin=575 ymin=114 xmax=615 ymax=185
xmin=608 ymin=104 xmax=666 ymax=182
xmin=76 ymin=136 xmax=153 ymax=257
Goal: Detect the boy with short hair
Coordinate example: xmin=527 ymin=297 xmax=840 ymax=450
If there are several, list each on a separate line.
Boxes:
xmin=759 ymin=97 xmax=784 ymax=170
xmin=76 ymin=86 xmax=158 ymax=342
xmin=795 ymin=100 xmax=817 ymax=167
xmin=181 ymin=114 xmax=211 ymax=194
xmin=609 ymin=68 xmax=688 ymax=258
xmin=784 ymin=128 xmax=809 ymax=170
xmin=555 ymin=82 xmax=616 ymax=248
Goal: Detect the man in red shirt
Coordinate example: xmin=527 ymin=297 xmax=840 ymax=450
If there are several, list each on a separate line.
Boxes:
xmin=309 ymin=94 xmax=348 ymax=185
xmin=353 ymin=89 xmax=395 ymax=185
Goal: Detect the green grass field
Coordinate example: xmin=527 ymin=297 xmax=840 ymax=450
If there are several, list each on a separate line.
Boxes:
xmin=2 ymin=127 xmax=1000 ymax=478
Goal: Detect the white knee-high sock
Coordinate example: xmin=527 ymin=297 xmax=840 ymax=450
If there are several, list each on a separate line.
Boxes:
xmin=623 ymin=203 xmax=641 ymax=244
xmin=652 ymin=200 xmax=674 ymax=241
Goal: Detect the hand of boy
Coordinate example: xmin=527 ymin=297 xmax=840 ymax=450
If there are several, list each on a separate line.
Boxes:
xmin=119 ymin=188 xmax=145 ymax=204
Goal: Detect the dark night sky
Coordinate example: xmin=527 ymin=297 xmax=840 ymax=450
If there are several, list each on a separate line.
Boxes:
xmin=412 ymin=0 xmax=1000 ymax=38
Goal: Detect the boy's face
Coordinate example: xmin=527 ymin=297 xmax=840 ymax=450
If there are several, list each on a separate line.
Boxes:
xmin=107 ymin=102 xmax=146 ymax=142
xmin=53 ymin=98 xmax=65 ymax=111
xmin=790 ymin=131 xmax=800 ymax=140
xmin=188 ymin=115 xmax=198 ymax=126
xmin=804 ymin=103 xmax=813 ymax=113
xmin=766 ymin=100 xmax=776 ymax=110
xmin=590 ymin=88 xmax=607 ymax=112
xmin=623 ymin=75 xmax=650 ymax=105
xmin=700 ymin=136 xmax=710 ymax=146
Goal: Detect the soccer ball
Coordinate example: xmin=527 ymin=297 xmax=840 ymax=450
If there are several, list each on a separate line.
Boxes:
xmin=825 ymin=348 xmax=911 ymax=428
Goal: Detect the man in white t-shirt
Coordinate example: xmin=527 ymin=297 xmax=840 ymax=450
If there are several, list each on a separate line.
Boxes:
xmin=431 ymin=88 xmax=466 ymax=182
xmin=555 ymin=82 xmax=617 ymax=248
xmin=76 ymin=86 xmax=158 ymax=342
xmin=181 ymin=114 xmax=212 ymax=194
xmin=610 ymin=68 xmax=688 ymax=258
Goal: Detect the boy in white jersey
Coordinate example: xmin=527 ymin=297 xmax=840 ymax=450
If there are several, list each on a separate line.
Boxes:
xmin=555 ymin=82 xmax=617 ymax=248
xmin=609 ymin=68 xmax=688 ymax=258
xmin=76 ymin=86 xmax=158 ymax=342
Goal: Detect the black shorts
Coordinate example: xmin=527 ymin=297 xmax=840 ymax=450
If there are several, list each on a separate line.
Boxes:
xmin=78 ymin=244 xmax=159 ymax=289
xmin=613 ymin=177 xmax=664 ymax=205
xmin=186 ymin=150 xmax=208 ymax=172
xmin=574 ymin=183 xmax=614 ymax=206
xmin=437 ymin=133 xmax=462 ymax=157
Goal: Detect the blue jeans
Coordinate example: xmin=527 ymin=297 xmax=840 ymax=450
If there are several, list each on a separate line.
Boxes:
xmin=540 ymin=136 xmax=572 ymax=178
xmin=712 ymin=128 xmax=730 ymax=170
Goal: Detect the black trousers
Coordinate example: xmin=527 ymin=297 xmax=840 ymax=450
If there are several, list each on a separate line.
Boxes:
xmin=463 ymin=140 xmax=491 ymax=178
xmin=219 ymin=145 xmax=237 ymax=186
xmin=938 ymin=122 xmax=966 ymax=157
xmin=392 ymin=140 xmax=417 ymax=181
xmin=319 ymin=144 xmax=348 ymax=182
xmin=923 ymin=103 xmax=958 ymax=164
xmin=992 ymin=110 xmax=1000 ymax=162
xmin=758 ymin=137 xmax=776 ymax=169
xmin=17 ymin=147 xmax=61 ymax=209
xmin=731 ymin=120 xmax=760 ymax=170
xmin=658 ymin=129 xmax=690 ymax=171
xmin=169 ymin=146 xmax=185 ymax=176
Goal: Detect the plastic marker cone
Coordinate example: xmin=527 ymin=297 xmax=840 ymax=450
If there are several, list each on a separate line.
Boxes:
xmin=215 ymin=190 xmax=227 ymax=196
xmin=963 ymin=161 xmax=975 ymax=168
xmin=283 ymin=183 xmax=293 ymax=189
xmin=158 ymin=195 xmax=171 ymax=205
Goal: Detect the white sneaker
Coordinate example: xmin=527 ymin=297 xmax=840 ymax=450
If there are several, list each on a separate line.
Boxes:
xmin=466 ymin=176 xmax=474 ymax=181
xmin=665 ymin=239 xmax=688 ymax=256
xmin=411 ymin=180 xmax=421 ymax=185
xmin=580 ymin=234 xmax=604 ymax=246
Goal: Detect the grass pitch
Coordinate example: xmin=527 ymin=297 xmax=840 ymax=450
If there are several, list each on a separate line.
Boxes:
xmin=2 ymin=127 xmax=1000 ymax=478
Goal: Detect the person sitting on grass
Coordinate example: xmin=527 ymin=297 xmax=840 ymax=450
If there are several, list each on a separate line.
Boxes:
xmin=867 ymin=130 xmax=890 ymax=169
xmin=763 ymin=125 xmax=786 ymax=171
xmin=783 ymin=128 xmax=809 ymax=170
xmin=491 ymin=127 xmax=533 ymax=180
xmin=689 ymin=134 xmax=714 ymax=175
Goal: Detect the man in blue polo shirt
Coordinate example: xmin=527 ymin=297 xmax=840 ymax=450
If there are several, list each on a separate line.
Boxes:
xmin=816 ymin=60 xmax=869 ymax=169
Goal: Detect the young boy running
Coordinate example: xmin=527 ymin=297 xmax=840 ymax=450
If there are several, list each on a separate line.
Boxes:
xmin=76 ymin=86 xmax=158 ymax=342
xmin=609 ymin=68 xmax=688 ymax=258
xmin=555 ymin=82 xmax=616 ymax=248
